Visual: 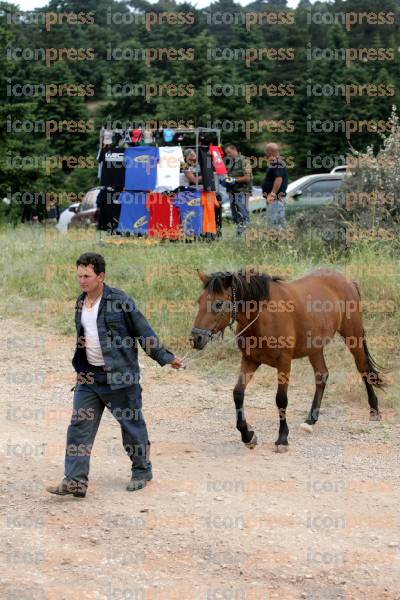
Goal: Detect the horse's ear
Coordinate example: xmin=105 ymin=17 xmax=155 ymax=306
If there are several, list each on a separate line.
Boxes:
xmin=197 ymin=270 xmax=208 ymax=284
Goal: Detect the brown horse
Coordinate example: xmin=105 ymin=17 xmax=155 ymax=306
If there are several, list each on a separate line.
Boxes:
xmin=190 ymin=268 xmax=385 ymax=452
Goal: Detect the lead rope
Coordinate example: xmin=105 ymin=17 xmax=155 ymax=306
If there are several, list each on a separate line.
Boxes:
xmin=182 ymin=310 xmax=261 ymax=368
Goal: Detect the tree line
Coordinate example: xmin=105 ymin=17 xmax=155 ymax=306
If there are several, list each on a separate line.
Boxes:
xmin=1 ymin=0 xmax=399 ymax=219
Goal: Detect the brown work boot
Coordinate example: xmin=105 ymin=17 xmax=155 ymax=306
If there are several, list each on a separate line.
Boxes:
xmin=46 ymin=479 xmax=86 ymax=498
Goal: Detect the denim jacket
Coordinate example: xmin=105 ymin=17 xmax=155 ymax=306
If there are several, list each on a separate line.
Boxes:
xmin=72 ymin=283 xmax=174 ymax=389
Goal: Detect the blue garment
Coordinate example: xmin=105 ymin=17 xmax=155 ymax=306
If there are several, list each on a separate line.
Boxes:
xmin=228 ymin=190 xmax=249 ymax=237
xmin=266 ymin=200 xmax=286 ymax=230
xmin=124 ymin=146 xmax=159 ymax=191
xmin=72 ymin=284 xmax=174 ymax=390
xmin=163 ymin=128 xmax=175 ymax=143
xmin=173 ymin=190 xmax=203 ymax=237
xmin=117 ymin=191 xmax=149 ymax=235
xmin=64 ymin=378 xmax=151 ymax=488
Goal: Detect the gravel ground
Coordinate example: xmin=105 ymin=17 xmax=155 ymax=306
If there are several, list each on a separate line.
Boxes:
xmin=1 ymin=316 xmax=399 ymax=600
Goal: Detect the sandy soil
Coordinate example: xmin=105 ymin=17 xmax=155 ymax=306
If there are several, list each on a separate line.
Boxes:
xmin=1 ymin=316 xmax=399 ymax=600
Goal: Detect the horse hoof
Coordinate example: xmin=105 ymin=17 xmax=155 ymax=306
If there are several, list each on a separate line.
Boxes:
xmin=300 ymin=422 xmax=314 ymax=433
xmin=244 ymin=433 xmax=258 ymax=449
xmin=369 ymin=412 xmax=382 ymax=422
xmin=274 ymin=444 xmax=288 ymax=453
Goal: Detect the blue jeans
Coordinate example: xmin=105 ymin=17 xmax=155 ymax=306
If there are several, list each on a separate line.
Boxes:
xmin=229 ymin=191 xmax=249 ymax=235
xmin=266 ymin=200 xmax=286 ymax=229
xmin=64 ymin=374 xmax=151 ymax=489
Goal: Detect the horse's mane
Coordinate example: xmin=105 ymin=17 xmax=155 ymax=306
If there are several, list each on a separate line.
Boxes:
xmin=203 ymin=269 xmax=283 ymax=302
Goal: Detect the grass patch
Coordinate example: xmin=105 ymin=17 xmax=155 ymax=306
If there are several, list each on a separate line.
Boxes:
xmin=1 ymin=222 xmax=399 ymax=407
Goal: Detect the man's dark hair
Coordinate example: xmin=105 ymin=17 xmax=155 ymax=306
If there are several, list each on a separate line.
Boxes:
xmin=76 ymin=253 xmax=106 ymax=275
xmin=224 ymin=143 xmax=238 ymax=152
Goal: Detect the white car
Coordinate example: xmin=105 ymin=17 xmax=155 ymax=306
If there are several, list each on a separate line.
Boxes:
xmin=222 ymin=174 xmax=347 ymax=219
xmin=284 ymin=173 xmax=347 ymax=215
xmin=221 ymin=187 xmax=264 ymax=219
xmin=56 ymin=203 xmax=80 ymax=233
xmin=331 ymin=165 xmax=350 ymax=174
xmin=56 ymin=187 xmax=102 ymax=232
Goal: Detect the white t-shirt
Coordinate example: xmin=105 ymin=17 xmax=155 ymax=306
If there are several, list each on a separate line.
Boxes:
xmin=155 ymin=146 xmax=184 ymax=191
xmin=81 ymin=296 xmax=105 ymax=366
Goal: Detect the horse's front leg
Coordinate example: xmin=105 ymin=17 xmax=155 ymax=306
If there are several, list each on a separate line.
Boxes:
xmin=233 ymin=356 xmax=260 ymax=448
xmin=275 ymin=354 xmax=292 ymax=453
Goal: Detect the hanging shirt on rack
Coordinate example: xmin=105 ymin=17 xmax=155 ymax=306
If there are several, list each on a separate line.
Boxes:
xmin=101 ymin=128 xmax=114 ymax=146
xmin=173 ymin=190 xmax=203 ymax=238
xmin=98 ymin=147 xmax=125 ymax=188
xmin=209 ymin=145 xmax=227 ymax=176
xmin=117 ymin=191 xmax=149 ymax=235
xmin=201 ymin=191 xmax=219 ymax=234
xmin=124 ymin=146 xmax=159 ymax=191
xmin=143 ymin=129 xmax=154 ymax=144
xmin=163 ymin=129 xmax=175 ymax=143
xmin=130 ymin=128 xmax=143 ymax=144
xmin=156 ymin=146 xmax=184 ymax=191
xmin=146 ymin=192 xmax=181 ymax=239
xmin=96 ymin=187 xmax=122 ymax=232
xmin=198 ymin=147 xmax=215 ymax=191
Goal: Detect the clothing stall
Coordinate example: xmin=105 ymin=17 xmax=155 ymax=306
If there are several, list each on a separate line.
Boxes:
xmin=96 ymin=126 xmax=226 ymax=241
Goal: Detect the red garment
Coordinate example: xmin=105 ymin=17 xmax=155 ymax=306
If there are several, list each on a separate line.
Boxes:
xmin=130 ymin=128 xmax=143 ymax=143
xmin=146 ymin=192 xmax=181 ymax=239
xmin=209 ymin=145 xmax=227 ymax=175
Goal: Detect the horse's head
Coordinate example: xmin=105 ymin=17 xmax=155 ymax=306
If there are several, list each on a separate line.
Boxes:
xmin=190 ymin=270 xmax=236 ymax=350
xmin=190 ymin=268 xmax=279 ymax=350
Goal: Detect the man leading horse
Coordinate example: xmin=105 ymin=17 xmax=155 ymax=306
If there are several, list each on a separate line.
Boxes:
xmin=47 ymin=252 xmax=183 ymax=498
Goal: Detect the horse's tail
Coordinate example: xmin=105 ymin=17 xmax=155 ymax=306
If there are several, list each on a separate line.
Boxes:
xmin=353 ymin=280 xmax=388 ymax=389
xmin=362 ymin=338 xmax=387 ymax=389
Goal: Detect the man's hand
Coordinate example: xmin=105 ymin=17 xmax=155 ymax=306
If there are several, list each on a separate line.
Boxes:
xmin=225 ymin=176 xmax=237 ymax=188
xmin=169 ymin=356 xmax=185 ymax=369
xmin=219 ymin=176 xmax=236 ymax=188
xmin=266 ymin=192 xmax=276 ymax=203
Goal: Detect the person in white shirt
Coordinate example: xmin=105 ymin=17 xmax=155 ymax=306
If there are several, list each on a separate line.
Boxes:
xmin=46 ymin=253 xmax=183 ymax=497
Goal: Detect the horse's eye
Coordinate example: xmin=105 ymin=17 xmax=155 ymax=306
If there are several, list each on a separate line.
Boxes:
xmin=212 ymin=300 xmax=224 ymax=312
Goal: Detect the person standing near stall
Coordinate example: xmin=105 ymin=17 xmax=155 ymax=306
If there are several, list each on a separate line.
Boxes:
xmin=262 ymin=142 xmax=288 ymax=230
xmin=222 ymin=144 xmax=252 ymax=238
xmin=179 ymin=148 xmax=202 ymax=188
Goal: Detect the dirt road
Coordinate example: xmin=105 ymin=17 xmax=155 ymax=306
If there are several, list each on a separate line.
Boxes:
xmin=1 ymin=317 xmax=399 ymax=600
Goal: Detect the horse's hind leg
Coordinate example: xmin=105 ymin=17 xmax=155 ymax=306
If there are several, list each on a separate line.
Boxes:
xmin=339 ymin=320 xmax=381 ymax=421
xmin=301 ymin=351 xmax=329 ymax=432
xmin=346 ymin=341 xmax=381 ymax=421
xmin=234 ymin=356 xmax=260 ymax=448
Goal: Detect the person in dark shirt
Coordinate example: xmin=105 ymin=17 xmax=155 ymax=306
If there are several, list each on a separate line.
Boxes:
xmin=262 ymin=143 xmax=288 ymax=230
